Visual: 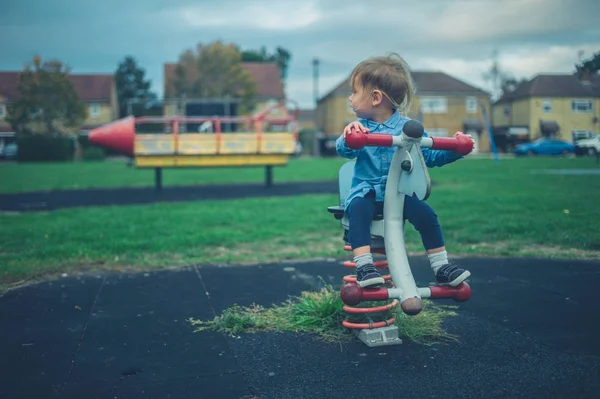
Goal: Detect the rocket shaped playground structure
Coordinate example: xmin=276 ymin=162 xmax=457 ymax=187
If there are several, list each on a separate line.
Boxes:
xmin=88 ymin=101 xmax=300 ymax=188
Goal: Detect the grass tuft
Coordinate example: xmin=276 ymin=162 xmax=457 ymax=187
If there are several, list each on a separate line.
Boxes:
xmin=188 ymin=280 xmax=459 ymax=345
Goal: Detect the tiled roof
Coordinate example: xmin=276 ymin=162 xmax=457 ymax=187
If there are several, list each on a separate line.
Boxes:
xmin=0 ymin=71 xmax=114 ymax=102
xmin=318 ymin=71 xmax=490 ymax=103
xmin=68 ymin=75 xmax=114 ymax=101
xmin=411 ymin=71 xmax=490 ymax=96
xmin=297 ymin=108 xmax=315 ymax=122
xmin=0 ymin=72 xmax=19 ymax=100
xmin=495 ymin=74 xmax=600 ymax=104
xmin=163 ymin=62 xmax=284 ymax=99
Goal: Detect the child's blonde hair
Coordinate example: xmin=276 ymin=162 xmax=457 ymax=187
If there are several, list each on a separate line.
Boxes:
xmin=350 ymin=53 xmax=416 ymax=114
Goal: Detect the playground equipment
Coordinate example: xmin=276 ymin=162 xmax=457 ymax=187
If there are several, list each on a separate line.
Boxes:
xmin=327 ymin=120 xmax=473 ymax=347
xmin=88 ymin=101 xmax=300 ymax=189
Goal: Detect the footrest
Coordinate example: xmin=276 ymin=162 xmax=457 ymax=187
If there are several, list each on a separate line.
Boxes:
xmin=327 ymin=206 xmax=345 ymax=220
xmin=327 ymin=205 xmax=384 ymax=221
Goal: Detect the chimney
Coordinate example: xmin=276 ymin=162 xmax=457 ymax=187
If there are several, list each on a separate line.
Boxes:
xmin=580 ymin=70 xmax=591 ymax=85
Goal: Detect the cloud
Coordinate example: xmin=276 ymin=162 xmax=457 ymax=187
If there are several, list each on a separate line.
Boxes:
xmin=1 ymin=0 xmax=599 ymax=108
xmin=178 ymin=0 xmax=322 ymax=31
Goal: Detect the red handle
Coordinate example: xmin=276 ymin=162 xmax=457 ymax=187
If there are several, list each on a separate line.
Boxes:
xmin=345 ymin=129 xmax=393 ymax=149
xmin=430 ymin=134 xmax=473 ymax=156
xmin=345 ymin=126 xmax=473 ymax=156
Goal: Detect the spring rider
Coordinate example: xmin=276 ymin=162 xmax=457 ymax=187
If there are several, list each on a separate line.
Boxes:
xmin=327 ymin=120 xmax=473 ymax=347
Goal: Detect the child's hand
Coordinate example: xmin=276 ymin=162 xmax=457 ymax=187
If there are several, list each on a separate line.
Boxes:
xmin=344 ymin=121 xmax=369 ymax=139
xmin=454 ymin=131 xmax=475 ymax=151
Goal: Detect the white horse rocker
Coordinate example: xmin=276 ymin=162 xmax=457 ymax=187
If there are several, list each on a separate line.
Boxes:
xmin=327 ymin=120 xmax=474 ymax=347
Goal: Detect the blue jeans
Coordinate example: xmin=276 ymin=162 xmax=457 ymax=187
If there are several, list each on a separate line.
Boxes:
xmin=346 ymin=190 xmax=444 ymax=250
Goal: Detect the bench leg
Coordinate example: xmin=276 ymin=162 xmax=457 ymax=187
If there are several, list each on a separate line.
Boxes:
xmin=155 ymin=167 xmax=163 ymax=190
xmin=265 ymin=165 xmax=273 ymax=187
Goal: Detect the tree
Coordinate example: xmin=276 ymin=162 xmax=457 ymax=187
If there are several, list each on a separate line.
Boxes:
xmin=114 ymin=56 xmax=156 ymax=118
xmin=500 ymin=76 xmax=529 ymax=96
xmin=483 ymin=49 xmax=528 ymax=100
xmin=241 ymin=45 xmax=292 ymax=84
xmin=240 ymin=46 xmax=269 ymax=62
xmin=575 ymin=50 xmax=600 ymax=78
xmin=172 ymin=41 xmax=258 ymax=113
xmin=6 ymin=56 xmax=87 ymax=137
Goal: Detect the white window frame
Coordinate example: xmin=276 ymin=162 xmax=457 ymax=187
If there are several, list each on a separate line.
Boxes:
xmin=571 ymin=130 xmax=593 ymax=141
xmin=89 ymin=103 xmax=101 ymax=118
xmin=466 ymin=97 xmax=477 ymax=114
xmin=571 ymin=100 xmax=593 ymax=113
xmin=542 ymin=99 xmax=552 ymax=113
xmin=0 ymin=104 xmax=5 ymax=119
xmin=420 ymin=96 xmax=447 ymax=114
xmin=426 ymin=128 xmax=448 ymax=138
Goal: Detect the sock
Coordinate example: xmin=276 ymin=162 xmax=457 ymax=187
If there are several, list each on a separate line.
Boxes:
xmin=354 ymin=253 xmax=373 ymax=269
xmin=428 ymin=250 xmax=448 ymax=273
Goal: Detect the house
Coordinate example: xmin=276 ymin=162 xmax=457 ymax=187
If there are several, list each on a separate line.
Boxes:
xmin=297 ymin=108 xmax=316 ymax=130
xmin=491 ymin=73 xmax=600 ymax=149
xmin=0 ymin=71 xmax=119 ymax=136
xmin=316 ymin=71 xmax=492 ymax=153
xmin=162 ymin=61 xmax=286 ymax=121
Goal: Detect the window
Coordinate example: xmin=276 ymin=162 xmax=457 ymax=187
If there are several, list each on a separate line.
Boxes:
xmin=89 ymin=103 xmax=101 ymax=117
xmin=426 ymin=128 xmax=448 ymax=138
xmin=0 ymin=104 xmax=5 ymax=119
xmin=571 ymin=100 xmax=593 ymax=113
xmin=503 ymin=105 xmax=510 ymax=117
xmin=420 ymin=97 xmax=447 ymax=114
xmin=571 ymin=130 xmax=593 ymax=141
xmin=542 ymin=99 xmax=552 ymax=113
xmin=466 ymin=97 xmax=477 ymax=114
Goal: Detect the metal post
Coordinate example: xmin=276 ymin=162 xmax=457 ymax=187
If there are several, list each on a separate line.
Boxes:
xmin=313 ymin=57 xmax=321 ymax=157
xmin=155 ymin=167 xmax=163 ymax=190
xmin=265 ymin=165 xmax=273 ymax=187
xmin=479 ymin=100 xmax=499 ymax=162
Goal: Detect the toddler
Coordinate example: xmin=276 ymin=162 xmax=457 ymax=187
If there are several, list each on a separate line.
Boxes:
xmin=336 ymin=53 xmax=473 ymax=288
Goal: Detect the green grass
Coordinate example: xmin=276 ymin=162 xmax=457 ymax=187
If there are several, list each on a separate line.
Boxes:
xmin=188 ymin=282 xmax=459 ymax=345
xmin=0 ymin=157 xmax=347 ymax=193
xmin=1 ymin=155 xmax=600 ymax=288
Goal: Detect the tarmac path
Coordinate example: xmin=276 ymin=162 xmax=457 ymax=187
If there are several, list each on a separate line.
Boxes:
xmin=0 ymin=181 xmax=339 ymax=212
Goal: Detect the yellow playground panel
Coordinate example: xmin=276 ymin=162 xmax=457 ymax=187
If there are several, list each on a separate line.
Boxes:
xmin=89 ymin=101 xmax=301 ymax=189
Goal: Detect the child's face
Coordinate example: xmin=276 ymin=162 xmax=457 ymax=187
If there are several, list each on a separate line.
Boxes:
xmin=348 ymin=80 xmax=375 ymax=119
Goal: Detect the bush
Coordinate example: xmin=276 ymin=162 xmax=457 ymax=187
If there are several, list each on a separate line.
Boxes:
xmin=78 ymin=133 xmax=120 ymax=157
xmin=82 ymin=146 xmax=105 ymax=161
xmin=16 ymin=135 xmax=75 ymax=162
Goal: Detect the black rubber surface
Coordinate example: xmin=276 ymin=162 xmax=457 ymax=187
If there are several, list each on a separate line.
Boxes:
xmin=1 ymin=256 xmax=599 ymax=398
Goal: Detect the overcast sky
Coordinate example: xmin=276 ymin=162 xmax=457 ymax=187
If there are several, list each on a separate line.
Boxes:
xmin=1 ymin=0 xmax=599 ymax=108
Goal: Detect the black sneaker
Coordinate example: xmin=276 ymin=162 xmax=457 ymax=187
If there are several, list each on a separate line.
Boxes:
xmin=435 ymin=261 xmax=471 ymax=287
xmin=356 ymin=264 xmax=385 ymax=288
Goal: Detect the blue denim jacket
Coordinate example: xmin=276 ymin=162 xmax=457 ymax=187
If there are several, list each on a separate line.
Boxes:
xmin=335 ymin=111 xmax=463 ymax=209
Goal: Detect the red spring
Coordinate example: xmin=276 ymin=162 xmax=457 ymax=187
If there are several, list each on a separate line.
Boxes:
xmin=341 ymin=245 xmax=399 ymax=330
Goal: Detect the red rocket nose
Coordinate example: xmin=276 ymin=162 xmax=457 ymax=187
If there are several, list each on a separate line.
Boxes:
xmin=89 ymin=116 xmax=135 ymax=156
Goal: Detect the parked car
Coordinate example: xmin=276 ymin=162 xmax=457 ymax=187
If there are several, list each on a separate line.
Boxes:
xmin=574 ymin=134 xmax=600 ymax=156
xmin=0 ymin=142 xmax=17 ymax=160
xmin=514 ymin=138 xmax=575 ymax=156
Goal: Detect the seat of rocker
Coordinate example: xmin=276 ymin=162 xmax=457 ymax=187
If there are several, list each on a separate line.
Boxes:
xmin=327 ymin=205 xmax=384 ymax=221
xmin=329 ymin=161 xmax=384 ymax=221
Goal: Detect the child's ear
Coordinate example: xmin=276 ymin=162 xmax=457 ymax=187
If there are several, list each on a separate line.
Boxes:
xmin=371 ymin=89 xmax=383 ymax=106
